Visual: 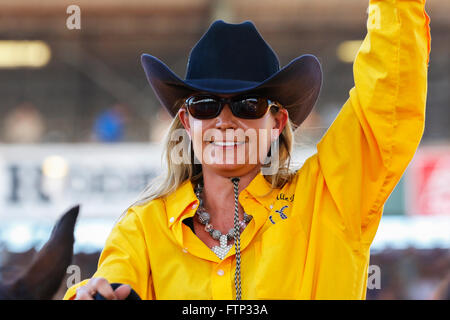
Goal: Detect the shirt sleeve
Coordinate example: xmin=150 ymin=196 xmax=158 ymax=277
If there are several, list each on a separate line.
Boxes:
xmin=63 ymin=207 xmax=153 ymax=300
xmin=315 ymin=0 xmax=431 ymax=244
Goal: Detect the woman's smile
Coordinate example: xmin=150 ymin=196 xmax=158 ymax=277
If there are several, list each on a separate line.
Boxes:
xmin=209 ymin=140 xmax=246 ymax=148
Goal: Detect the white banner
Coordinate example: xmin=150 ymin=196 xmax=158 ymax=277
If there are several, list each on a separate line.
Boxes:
xmin=0 ymin=143 xmax=164 ymax=221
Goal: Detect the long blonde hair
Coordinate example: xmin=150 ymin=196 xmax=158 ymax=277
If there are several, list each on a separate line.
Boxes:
xmin=131 ymin=101 xmax=297 ymax=207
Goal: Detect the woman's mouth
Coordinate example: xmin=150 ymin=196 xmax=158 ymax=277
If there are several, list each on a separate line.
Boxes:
xmin=210 ymin=141 xmax=246 ymax=147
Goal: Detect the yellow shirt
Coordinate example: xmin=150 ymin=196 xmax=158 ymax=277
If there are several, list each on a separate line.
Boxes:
xmin=64 ymin=0 xmax=431 ymax=300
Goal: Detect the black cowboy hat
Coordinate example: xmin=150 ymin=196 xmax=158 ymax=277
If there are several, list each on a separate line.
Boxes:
xmin=141 ymin=19 xmax=322 ymax=128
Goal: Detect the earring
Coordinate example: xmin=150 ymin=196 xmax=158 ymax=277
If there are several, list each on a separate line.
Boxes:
xmin=190 ymin=139 xmax=203 ymax=176
xmin=266 ymin=137 xmax=280 ymax=164
xmin=189 ymin=139 xmax=194 ymax=164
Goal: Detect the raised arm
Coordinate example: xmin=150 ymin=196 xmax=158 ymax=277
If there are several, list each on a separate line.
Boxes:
xmin=315 ymin=0 xmax=431 ymax=244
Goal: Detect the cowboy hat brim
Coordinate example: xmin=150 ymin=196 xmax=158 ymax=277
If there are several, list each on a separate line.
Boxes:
xmin=141 ymin=53 xmax=322 ymax=127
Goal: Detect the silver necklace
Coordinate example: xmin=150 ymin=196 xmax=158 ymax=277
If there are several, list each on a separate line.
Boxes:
xmin=194 ymin=183 xmax=252 ymax=260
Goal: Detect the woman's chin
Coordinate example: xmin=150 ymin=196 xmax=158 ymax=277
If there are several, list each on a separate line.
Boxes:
xmin=203 ymin=161 xmax=260 ymax=176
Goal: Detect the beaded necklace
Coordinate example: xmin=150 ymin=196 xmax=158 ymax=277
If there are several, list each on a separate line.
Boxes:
xmin=194 ymin=182 xmax=252 ymax=260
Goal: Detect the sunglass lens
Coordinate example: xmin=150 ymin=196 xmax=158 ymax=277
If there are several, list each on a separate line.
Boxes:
xmin=233 ymin=97 xmax=268 ymax=119
xmin=187 ymin=96 xmax=220 ymax=119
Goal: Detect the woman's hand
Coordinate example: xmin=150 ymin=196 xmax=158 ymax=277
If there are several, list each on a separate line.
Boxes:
xmin=74 ymin=277 xmax=131 ymax=300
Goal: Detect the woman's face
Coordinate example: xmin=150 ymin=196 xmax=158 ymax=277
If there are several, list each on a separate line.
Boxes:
xmin=178 ymin=94 xmax=289 ymax=177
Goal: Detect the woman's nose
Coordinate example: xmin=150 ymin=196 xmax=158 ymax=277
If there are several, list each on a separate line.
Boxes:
xmin=215 ymin=104 xmax=237 ymax=129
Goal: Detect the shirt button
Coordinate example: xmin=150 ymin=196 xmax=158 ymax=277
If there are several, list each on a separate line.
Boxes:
xmin=182 ymin=248 xmax=188 ymax=253
xmin=217 ymin=269 xmax=224 ymax=276
xmin=192 ymin=203 xmax=198 ymax=209
xmin=269 ymin=205 xmax=273 ymax=209
xmin=169 ymin=217 xmax=175 ymax=223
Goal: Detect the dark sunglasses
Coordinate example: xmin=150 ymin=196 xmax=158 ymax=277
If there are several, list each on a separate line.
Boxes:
xmin=184 ymin=94 xmax=281 ymax=120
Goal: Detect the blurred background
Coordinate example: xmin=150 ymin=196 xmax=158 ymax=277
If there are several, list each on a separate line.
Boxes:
xmin=0 ymin=0 xmax=448 ymax=300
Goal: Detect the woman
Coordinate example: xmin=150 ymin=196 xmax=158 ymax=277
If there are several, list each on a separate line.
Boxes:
xmin=65 ymin=0 xmax=431 ymax=300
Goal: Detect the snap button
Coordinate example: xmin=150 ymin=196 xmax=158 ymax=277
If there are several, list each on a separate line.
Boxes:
xmin=217 ymin=269 xmax=224 ymax=276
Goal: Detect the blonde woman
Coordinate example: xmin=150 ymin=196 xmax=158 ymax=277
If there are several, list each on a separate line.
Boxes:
xmin=65 ymin=0 xmax=431 ymax=300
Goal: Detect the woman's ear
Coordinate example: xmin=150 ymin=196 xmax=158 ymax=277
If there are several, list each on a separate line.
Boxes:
xmin=273 ymin=108 xmax=289 ymax=137
xmin=178 ymin=107 xmax=192 ymax=139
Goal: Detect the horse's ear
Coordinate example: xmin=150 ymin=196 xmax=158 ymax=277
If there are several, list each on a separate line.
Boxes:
xmin=6 ymin=205 xmax=79 ymax=300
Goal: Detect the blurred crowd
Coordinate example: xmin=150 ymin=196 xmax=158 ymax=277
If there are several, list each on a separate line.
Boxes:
xmin=1 ymin=102 xmax=134 ymax=143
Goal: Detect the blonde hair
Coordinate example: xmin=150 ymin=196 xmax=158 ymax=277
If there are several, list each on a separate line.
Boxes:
xmin=131 ymin=100 xmax=297 ymax=207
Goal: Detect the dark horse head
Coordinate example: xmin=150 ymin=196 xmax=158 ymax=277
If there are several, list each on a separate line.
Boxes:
xmin=0 ymin=205 xmax=79 ymax=300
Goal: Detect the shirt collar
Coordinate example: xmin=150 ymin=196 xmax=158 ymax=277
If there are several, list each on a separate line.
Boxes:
xmin=243 ymin=170 xmax=277 ymax=210
xmin=164 ymin=179 xmax=198 ymax=228
xmin=163 ymin=170 xmax=277 ymax=228
xmin=244 ymin=170 xmax=274 ymax=198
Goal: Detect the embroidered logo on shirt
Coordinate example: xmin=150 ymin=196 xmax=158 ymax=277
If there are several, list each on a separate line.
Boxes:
xmin=276 ymin=205 xmax=288 ymax=219
xmin=269 ymin=205 xmax=289 ymax=224
xmin=268 ymin=192 xmax=294 ymax=224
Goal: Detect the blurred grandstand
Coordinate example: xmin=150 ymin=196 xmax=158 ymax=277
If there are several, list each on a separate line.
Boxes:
xmin=0 ymin=0 xmax=449 ymax=299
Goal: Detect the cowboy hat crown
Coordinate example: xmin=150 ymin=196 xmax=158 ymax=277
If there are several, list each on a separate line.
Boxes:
xmin=186 ymin=20 xmax=279 ymax=87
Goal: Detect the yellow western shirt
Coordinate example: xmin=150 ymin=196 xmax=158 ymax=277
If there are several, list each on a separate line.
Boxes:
xmin=64 ymin=0 xmax=431 ymax=300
